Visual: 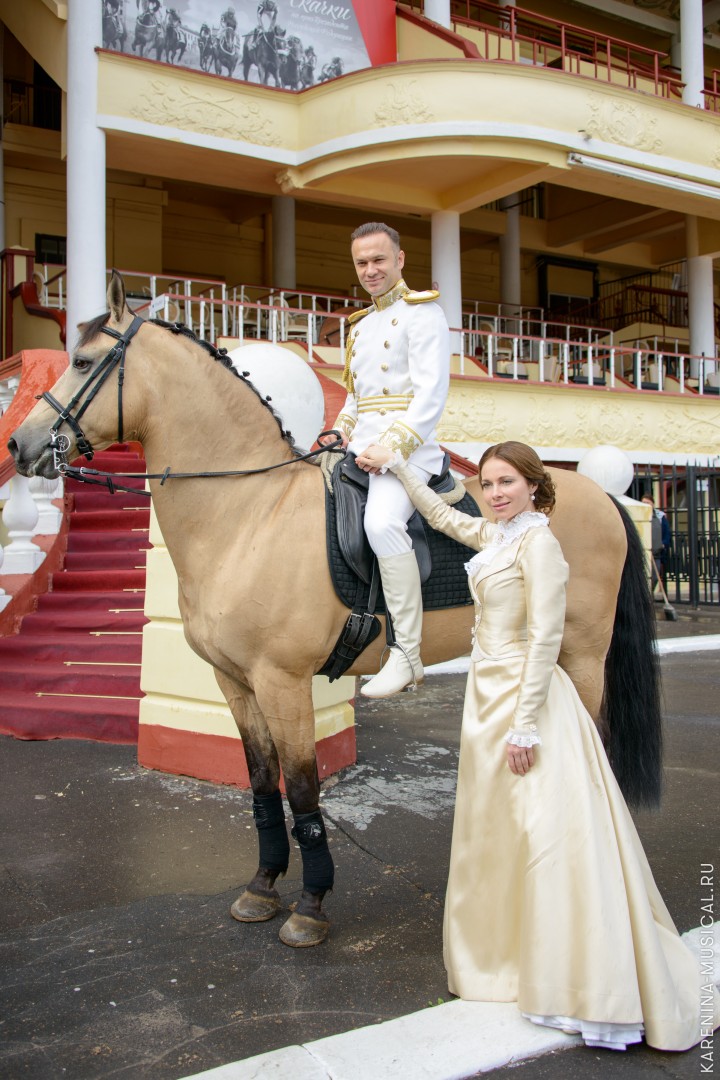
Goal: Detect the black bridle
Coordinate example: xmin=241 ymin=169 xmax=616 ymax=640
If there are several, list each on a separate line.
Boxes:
xmin=43 ymin=315 xmax=145 ymax=467
xmin=42 ymin=314 xmax=343 ymax=496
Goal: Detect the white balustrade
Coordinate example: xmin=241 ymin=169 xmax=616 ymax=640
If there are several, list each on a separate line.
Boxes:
xmin=0 ymin=543 xmax=10 ymax=611
xmin=0 ymin=481 xmax=10 ymax=611
xmin=1 ymin=474 xmax=45 ymax=574
xmin=29 ymin=476 xmax=64 ymax=535
xmin=0 ymin=376 xmax=20 ymax=415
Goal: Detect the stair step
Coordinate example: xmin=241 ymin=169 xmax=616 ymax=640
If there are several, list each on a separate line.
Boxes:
xmin=0 ymin=661 xmax=141 ymax=695
xmin=63 ymin=551 xmax=148 ymax=572
xmin=67 ymin=452 xmax=146 ymax=472
xmin=19 ymin=608 xmax=146 ymax=633
xmin=70 ymin=490 xmax=149 ymax=511
xmin=65 ymin=476 xmax=149 ymax=498
xmin=50 ymin=569 xmax=146 ymax=591
xmin=0 ymin=692 xmax=139 ymax=743
xmin=69 ymin=508 xmax=151 ymax=531
xmin=36 ymin=591 xmax=146 ymax=613
xmin=0 ymin=631 xmax=143 ymax=663
xmin=66 ymin=530 xmax=149 ymax=553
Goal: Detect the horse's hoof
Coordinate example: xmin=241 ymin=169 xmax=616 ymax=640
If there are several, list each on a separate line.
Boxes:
xmin=278 ymin=911 xmax=329 ymax=948
xmin=230 ymin=889 xmax=281 ymax=923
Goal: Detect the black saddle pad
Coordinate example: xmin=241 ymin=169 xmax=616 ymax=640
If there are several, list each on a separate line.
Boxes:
xmin=325 ymin=461 xmax=482 ymax=614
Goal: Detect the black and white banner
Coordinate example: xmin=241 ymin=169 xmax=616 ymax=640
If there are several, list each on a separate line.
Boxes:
xmin=101 ymin=0 xmax=396 ymax=89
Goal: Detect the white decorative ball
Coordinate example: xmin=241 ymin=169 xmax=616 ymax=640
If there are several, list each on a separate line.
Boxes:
xmin=577 ymin=445 xmax=634 ymax=496
xmin=228 ymin=343 xmax=325 ymax=453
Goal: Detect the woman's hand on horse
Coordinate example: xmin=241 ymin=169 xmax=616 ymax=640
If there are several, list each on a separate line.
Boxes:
xmin=356 ymin=445 xmax=393 ymax=474
xmin=507 ymin=744 xmax=535 ymax=776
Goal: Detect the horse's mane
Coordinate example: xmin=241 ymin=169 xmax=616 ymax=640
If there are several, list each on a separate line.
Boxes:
xmin=78 ymin=312 xmax=299 ymax=451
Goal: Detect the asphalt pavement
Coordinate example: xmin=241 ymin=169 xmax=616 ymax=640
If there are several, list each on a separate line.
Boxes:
xmin=0 ymin=605 xmax=718 ymax=1080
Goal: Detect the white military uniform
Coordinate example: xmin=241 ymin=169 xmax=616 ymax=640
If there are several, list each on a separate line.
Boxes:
xmin=333 ymin=278 xmax=450 ymax=557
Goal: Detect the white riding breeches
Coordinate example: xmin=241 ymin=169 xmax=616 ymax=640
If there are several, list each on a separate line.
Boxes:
xmin=362 ymin=462 xmax=433 ymax=557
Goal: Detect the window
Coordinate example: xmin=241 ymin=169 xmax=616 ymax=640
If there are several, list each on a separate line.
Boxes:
xmin=35 ymin=234 xmax=66 ymax=265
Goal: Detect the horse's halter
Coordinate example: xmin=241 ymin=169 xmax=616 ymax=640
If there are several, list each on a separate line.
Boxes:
xmin=43 ymin=314 xmax=144 ymax=472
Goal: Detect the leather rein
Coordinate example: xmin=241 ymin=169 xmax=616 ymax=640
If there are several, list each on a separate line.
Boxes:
xmin=43 ymin=315 xmax=343 ymax=498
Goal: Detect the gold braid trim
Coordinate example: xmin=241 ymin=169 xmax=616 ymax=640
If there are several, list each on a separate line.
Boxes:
xmin=378 ymin=420 xmax=423 ymax=461
xmin=342 ymin=306 xmax=371 ymax=393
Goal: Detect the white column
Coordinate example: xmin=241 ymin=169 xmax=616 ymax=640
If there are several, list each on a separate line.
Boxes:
xmin=680 ymin=0 xmax=704 ymax=107
xmin=686 ymin=218 xmax=716 ymax=378
xmin=272 ymin=196 xmax=296 ymax=290
xmin=67 ymin=0 xmax=107 ymax=352
xmin=499 ymin=195 xmax=522 ymax=320
xmin=424 ymin=0 xmax=451 ymax=28
xmin=431 ymin=210 xmax=462 ymax=353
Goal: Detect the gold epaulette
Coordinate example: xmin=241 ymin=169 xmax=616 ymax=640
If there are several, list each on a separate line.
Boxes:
xmin=403 ymin=290 xmax=440 ymax=304
xmin=342 ymin=307 xmax=372 ymax=392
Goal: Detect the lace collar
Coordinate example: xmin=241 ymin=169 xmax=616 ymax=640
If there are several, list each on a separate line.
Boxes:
xmin=373 ymin=278 xmax=409 ymax=311
xmin=465 ymin=511 xmax=549 ymax=576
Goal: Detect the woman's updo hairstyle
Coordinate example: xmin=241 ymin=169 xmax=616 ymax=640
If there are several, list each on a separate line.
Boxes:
xmin=478 ymin=441 xmax=556 ymax=515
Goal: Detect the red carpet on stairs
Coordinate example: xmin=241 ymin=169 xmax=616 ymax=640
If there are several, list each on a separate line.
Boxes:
xmin=0 ymin=445 xmax=149 ymax=744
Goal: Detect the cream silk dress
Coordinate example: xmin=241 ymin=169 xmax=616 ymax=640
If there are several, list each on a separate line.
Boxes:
xmin=393 ymin=462 xmax=718 ymax=1053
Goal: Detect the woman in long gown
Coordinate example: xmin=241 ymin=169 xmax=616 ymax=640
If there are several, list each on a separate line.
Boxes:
xmin=355 ymin=439 xmax=718 ymax=1052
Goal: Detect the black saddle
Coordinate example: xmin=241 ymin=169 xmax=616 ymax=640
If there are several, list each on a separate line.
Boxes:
xmin=319 ymin=452 xmax=482 ymax=681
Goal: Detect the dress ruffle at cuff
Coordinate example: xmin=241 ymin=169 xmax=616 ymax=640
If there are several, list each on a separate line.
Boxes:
xmin=505 ymin=727 xmax=542 ymax=748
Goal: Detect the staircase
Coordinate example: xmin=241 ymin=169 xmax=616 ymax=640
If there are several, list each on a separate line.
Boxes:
xmin=0 ymin=445 xmax=148 ymax=743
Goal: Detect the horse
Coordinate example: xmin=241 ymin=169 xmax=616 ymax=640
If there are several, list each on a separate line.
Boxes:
xmin=213 ymin=27 xmax=241 ymax=78
xmin=242 ymin=28 xmax=284 ymax=85
xmin=102 ymin=9 xmax=126 ymax=51
xmin=8 ymin=272 xmax=662 ymax=948
xmin=132 ymin=13 xmax=163 ymax=60
xmin=279 ymin=36 xmax=305 ymax=90
xmin=164 ymin=10 xmax=187 ymax=65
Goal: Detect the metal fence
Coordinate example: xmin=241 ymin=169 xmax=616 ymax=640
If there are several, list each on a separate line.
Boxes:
xmin=631 ymin=464 xmax=720 ymax=606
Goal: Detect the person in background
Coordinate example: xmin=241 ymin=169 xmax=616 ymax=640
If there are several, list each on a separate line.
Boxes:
xmin=642 ymin=493 xmax=671 ymax=592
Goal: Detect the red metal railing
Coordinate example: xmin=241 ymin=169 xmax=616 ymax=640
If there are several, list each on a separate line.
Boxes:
xmin=405 ymin=0 xmax=688 ymax=101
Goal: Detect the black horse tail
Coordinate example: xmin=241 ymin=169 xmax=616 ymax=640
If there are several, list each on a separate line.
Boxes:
xmin=600 ymin=496 xmax=663 ymax=810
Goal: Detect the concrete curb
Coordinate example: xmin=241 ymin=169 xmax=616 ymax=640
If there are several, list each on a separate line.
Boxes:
xmin=182 ymin=921 xmax=719 ymax=1079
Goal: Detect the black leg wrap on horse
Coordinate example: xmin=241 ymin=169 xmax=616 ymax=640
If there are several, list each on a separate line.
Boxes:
xmin=291 ymin=810 xmax=334 ymax=893
xmin=253 ymin=792 xmax=290 ymax=874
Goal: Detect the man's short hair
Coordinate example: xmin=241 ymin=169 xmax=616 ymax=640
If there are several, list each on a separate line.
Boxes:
xmin=350 ymin=222 xmax=401 ymax=250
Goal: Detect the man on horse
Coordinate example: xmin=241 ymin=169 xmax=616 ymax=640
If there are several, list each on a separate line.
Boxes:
xmin=249 ymin=0 xmax=278 ymax=48
xmin=219 ymin=6 xmax=238 ymax=49
xmin=103 ymin=0 xmax=125 ymax=46
xmin=320 ymin=223 xmax=450 ymax=698
xmin=137 ymin=0 xmax=162 ymax=24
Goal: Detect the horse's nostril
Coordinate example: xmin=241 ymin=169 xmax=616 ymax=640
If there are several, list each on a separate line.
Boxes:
xmin=7 ymin=437 xmax=18 ymax=456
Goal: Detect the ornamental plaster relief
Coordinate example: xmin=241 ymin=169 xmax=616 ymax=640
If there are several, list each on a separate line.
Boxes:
xmin=438 ymin=389 xmax=505 ymax=443
xmin=518 ymin=396 xmax=572 ymax=447
xmin=584 ymin=95 xmax=663 ymax=153
xmin=373 ymin=80 xmax=434 ymax=127
xmin=129 ymin=79 xmax=280 ymax=146
xmin=439 ymin=382 xmax=719 ymax=457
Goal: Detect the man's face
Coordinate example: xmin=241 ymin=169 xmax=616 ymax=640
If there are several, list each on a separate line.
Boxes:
xmin=351 ymin=233 xmax=405 ymax=298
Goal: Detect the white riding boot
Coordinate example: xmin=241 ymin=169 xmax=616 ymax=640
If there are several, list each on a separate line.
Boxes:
xmin=361 ymin=552 xmax=424 ymax=699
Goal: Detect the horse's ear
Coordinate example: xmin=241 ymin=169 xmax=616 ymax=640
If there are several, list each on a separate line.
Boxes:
xmin=107 ymin=270 xmax=128 ymax=323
